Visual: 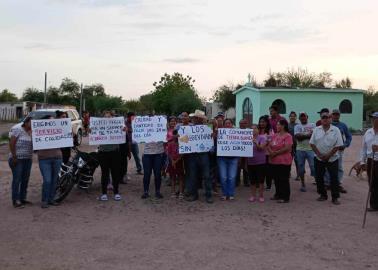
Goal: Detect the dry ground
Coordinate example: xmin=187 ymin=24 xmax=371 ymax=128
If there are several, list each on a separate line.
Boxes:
xmin=1 ymin=121 xmax=378 ymax=270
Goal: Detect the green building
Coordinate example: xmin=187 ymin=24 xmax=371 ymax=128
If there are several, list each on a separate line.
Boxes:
xmin=234 ymin=83 xmax=364 ymax=130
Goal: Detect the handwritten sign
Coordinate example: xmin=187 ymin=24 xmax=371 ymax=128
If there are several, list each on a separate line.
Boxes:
xmin=31 ymin=119 xmax=73 ymax=150
xmin=89 ymin=117 xmax=126 ymax=145
xmin=217 ymin=128 xmax=253 ymax=157
xmin=132 ymin=116 xmax=167 ymax=143
xmin=178 ymin=125 xmax=213 ymax=154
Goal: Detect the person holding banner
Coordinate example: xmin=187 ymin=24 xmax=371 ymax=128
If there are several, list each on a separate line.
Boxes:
xmin=56 ymin=110 xmax=72 ymax=164
xmin=184 ymin=110 xmax=213 ymax=204
xmin=96 ymin=111 xmax=123 ymax=201
xmin=248 ymin=124 xmax=268 ymax=203
xmin=8 ymin=116 xmax=33 ymax=208
xmin=217 ymin=119 xmax=240 ymax=201
xmin=267 ymin=119 xmax=293 ymax=203
xmin=141 ymin=140 xmax=165 ymax=199
xmin=37 ymin=115 xmax=63 ymax=208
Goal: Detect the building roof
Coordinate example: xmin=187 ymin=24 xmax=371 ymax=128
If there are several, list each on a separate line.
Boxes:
xmin=233 ymin=84 xmax=365 ymax=95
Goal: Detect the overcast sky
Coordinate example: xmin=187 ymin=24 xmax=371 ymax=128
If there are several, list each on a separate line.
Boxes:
xmin=0 ymin=0 xmax=377 ymax=99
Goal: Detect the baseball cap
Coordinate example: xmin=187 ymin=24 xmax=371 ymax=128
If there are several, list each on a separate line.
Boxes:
xmin=317 ymin=108 xmax=329 ymax=114
xmin=332 ymin=109 xmax=341 ymax=114
xmin=369 ymin=112 xmax=378 ymax=118
xmin=299 ymin=111 xmax=308 ymax=117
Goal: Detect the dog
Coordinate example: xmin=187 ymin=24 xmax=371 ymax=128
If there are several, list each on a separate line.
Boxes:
xmin=348 ymin=161 xmax=367 ymax=179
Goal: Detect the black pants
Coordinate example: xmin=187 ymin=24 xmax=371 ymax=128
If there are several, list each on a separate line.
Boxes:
xmin=271 ymin=164 xmax=291 ymax=201
xmin=99 ymin=151 xmax=121 ymax=194
xmin=314 ymin=158 xmax=339 ymax=199
xmin=61 ymin=147 xmax=71 ymax=164
xmin=367 ymin=159 xmax=378 ymax=209
xmin=119 ymin=143 xmax=128 ymax=179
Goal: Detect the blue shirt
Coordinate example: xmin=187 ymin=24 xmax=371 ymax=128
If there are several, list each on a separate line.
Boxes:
xmin=331 ymin=121 xmax=352 ymax=148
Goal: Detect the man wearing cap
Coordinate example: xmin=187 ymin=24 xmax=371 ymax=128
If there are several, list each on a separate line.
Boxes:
xmin=324 ymin=109 xmax=352 ymax=193
xmin=316 ymin=108 xmax=329 ymax=126
xmin=310 ymin=110 xmax=344 ymax=205
xmin=359 ymin=112 xmax=378 ymax=211
xmin=294 ymin=112 xmax=316 ymax=192
xmin=184 ymin=110 xmax=213 ymax=203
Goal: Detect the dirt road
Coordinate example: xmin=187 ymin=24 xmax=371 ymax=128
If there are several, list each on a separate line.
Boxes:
xmin=1 ymin=128 xmax=378 ymax=270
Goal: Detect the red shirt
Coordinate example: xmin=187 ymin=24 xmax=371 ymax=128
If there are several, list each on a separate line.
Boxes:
xmin=269 ymin=133 xmax=293 ymax=165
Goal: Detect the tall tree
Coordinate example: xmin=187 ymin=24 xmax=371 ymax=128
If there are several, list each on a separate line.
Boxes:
xmin=21 ymin=87 xmax=44 ymax=102
xmin=151 ymin=73 xmax=202 ymax=115
xmin=212 ymin=84 xmax=239 ymax=111
xmin=335 ymin=77 xmax=352 ymax=88
xmin=0 ymin=89 xmax=18 ymax=102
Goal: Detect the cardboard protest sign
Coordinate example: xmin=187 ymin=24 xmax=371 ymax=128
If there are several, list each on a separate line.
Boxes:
xmin=31 ymin=119 xmax=73 ymax=150
xmin=89 ymin=117 xmax=126 ymax=145
xmin=217 ymin=128 xmax=253 ymax=157
xmin=132 ymin=116 xmax=167 ymax=143
xmin=178 ymin=125 xmax=213 ymax=154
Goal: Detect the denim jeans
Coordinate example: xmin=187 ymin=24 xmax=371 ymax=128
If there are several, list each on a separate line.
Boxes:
xmin=131 ymin=143 xmax=143 ymax=172
xmin=186 ymin=153 xmax=212 ymax=198
xmin=217 ymin=157 xmax=239 ymax=197
xmin=39 ymin=158 xmax=62 ymax=203
xmin=8 ymin=158 xmax=32 ymax=202
xmin=324 ymin=151 xmax=344 ymax=185
xmin=296 ymin=150 xmax=315 ymax=177
xmin=142 ymin=153 xmax=163 ymax=194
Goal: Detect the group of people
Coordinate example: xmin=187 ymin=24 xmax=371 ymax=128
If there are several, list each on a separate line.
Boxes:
xmin=8 ymin=105 xmax=378 ymax=211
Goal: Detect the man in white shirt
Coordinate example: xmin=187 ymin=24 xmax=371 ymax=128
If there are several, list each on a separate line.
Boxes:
xmin=310 ymin=110 xmax=344 ymax=205
xmin=358 ymin=112 xmax=378 ymax=211
xmin=294 ymin=112 xmax=316 ymax=192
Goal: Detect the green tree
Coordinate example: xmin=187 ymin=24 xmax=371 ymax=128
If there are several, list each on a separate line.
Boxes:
xmin=363 ymin=86 xmax=378 ymax=120
xmin=21 ymin=87 xmax=44 ymax=102
xmin=335 ymin=77 xmax=352 ymax=88
xmin=212 ymin=84 xmax=239 ymax=111
xmin=151 ymin=73 xmax=202 ymax=115
xmin=46 ymin=86 xmax=62 ymax=104
xmin=0 ymin=89 xmax=18 ymax=102
xmin=170 ymin=88 xmax=203 ymax=115
xmin=139 ymin=93 xmax=155 ymax=114
xmin=83 ymin=83 xmax=106 ymax=97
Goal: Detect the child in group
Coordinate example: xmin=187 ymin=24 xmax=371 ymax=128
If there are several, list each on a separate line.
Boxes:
xmin=248 ymin=124 xmax=268 ymax=203
xmin=167 ymin=129 xmax=185 ymax=199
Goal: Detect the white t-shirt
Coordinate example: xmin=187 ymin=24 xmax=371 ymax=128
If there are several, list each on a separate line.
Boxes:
xmin=9 ymin=126 xmax=33 ymax=159
xmin=294 ymin=122 xmax=316 ymax=151
xmin=309 ymin=125 xmax=343 ymax=162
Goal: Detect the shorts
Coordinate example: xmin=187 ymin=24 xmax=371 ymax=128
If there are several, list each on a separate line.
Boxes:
xmin=248 ymin=164 xmax=267 ymax=186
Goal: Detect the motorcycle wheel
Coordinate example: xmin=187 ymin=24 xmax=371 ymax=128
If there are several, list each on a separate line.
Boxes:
xmin=54 ymin=173 xmax=76 ymax=203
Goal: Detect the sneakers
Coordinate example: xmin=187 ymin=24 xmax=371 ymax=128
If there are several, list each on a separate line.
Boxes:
xmin=258 ymin=197 xmax=265 ymax=203
xmin=41 ymin=202 xmax=49 ymax=208
xmin=339 ymin=186 xmax=347 ymax=194
xmin=155 ymin=193 xmax=164 ymax=199
xmin=13 ymin=200 xmax=25 ymax=209
xmin=221 ymin=196 xmax=227 ymax=201
xmin=99 ymin=194 xmax=109 ymax=201
xmin=300 ymin=186 xmax=307 ymax=192
xmin=184 ymin=195 xmax=198 ymax=202
xmin=206 ymin=197 xmax=214 ymax=204
xmin=317 ymin=196 xmax=327 ymax=202
xmin=114 ymin=194 xmax=122 ymax=201
xmin=332 ymin=198 xmax=340 ymax=205
xmin=248 ymin=196 xmax=256 ymax=202
xmin=141 ymin=193 xmax=150 ymax=199
xmin=229 ymin=196 xmax=235 ymax=201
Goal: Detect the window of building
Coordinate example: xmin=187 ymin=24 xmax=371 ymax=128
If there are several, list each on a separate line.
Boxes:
xmin=242 ymin=98 xmax=253 ymax=125
xmin=339 ymin=99 xmax=352 ymax=114
xmin=271 ymin=99 xmax=286 ymax=114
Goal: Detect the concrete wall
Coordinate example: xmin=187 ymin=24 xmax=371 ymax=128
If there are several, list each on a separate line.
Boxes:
xmin=0 ymin=103 xmax=24 ymax=121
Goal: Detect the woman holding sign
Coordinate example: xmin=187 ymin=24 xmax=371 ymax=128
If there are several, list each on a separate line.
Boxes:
xmin=97 ymin=111 xmax=123 ymax=202
xmin=8 ymin=116 xmax=33 ymax=208
xmin=267 ymin=119 xmax=293 ymax=203
xmin=37 ymin=115 xmax=63 ymax=208
xmin=217 ymin=119 xmax=240 ymax=201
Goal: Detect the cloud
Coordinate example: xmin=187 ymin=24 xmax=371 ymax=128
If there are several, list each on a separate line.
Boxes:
xmin=259 ymin=27 xmax=320 ymax=43
xmin=250 ymin=13 xmax=283 ymax=23
xmin=163 ymin=58 xmax=200 ymax=63
xmin=23 ymin=43 xmax=57 ymax=50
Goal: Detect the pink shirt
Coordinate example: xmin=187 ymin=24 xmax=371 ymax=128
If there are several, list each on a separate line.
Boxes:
xmin=269 ymin=133 xmax=293 ymax=165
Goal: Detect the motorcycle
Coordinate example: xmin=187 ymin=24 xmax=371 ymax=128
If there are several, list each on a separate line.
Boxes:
xmin=54 ymin=148 xmax=100 ymax=203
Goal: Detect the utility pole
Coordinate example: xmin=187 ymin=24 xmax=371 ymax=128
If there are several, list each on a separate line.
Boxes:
xmin=44 ymin=72 xmax=47 ymax=105
xmin=79 ymin=83 xmax=83 ymax=116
